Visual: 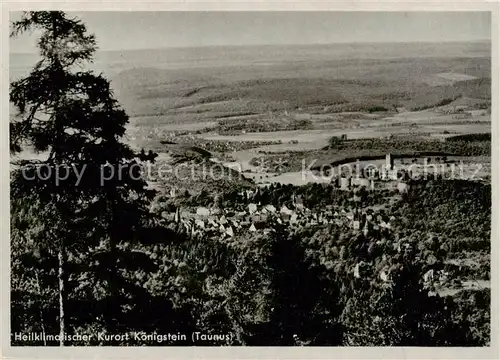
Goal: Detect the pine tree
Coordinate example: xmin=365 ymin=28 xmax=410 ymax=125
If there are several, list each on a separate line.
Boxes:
xmin=10 ymin=11 xmax=157 ymax=345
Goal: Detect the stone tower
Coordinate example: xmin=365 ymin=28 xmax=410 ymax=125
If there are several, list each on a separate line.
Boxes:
xmin=385 ymin=153 xmax=394 ymax=170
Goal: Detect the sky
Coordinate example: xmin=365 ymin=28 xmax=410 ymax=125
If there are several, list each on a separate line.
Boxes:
xmin=10 ymin=11 xmax=491 ymax=53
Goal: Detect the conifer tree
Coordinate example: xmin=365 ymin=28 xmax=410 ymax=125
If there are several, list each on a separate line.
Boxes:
xmin=10 ymin=11 xmax=157 ymax=345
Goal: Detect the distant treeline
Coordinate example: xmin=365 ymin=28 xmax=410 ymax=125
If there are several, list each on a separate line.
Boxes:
xmin=324 ymin=136 xmax=490 ymax=156
xmin=214 ymin=117 xmax=313 ymax=134
xmin=445 ymin=133 xmax=491 ymax=142
xmin=410 ymin=97 xmax=459 ymax=111
xmin=367 ymin=106 xmax=389 ymax=113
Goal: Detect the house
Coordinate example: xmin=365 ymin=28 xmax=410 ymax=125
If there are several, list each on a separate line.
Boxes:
xmin=352 ymin=177 xmax=372 ymax=189
xmin=248 ymin=203 xmax=258 ymax=214
xmin=196 ymin=207 xmax=210 ymax=217
xmin=264 ymin=204 xmax=277 ymax=213
xmin=219 ymin=215 xmax=228 ymax=225
xmin=352 ymin=220 xmax=360 ymax=230
xmin=397 ymin=182 xmax=409 ymax=194
xmin=423 ymin=269 xmax=435 ymax=287
xmin=195 ymin=219 xmax=205 ymax=229
xmin=225 ymin=226 xmax=234 ymax=237
xmin=466 ymin=109 xmax=486 ymax=117
xmin=379 ymin=268 xmax=391 ymax=282
xmin=340 ymin=177 xmax=350 ymax=190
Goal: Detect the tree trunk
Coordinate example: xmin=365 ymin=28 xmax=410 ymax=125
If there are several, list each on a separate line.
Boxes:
xmin=35 ymin=270 xmax=47 ymax=346
xmin=58 ymin=248 xmax=66 ymax=346
xmin=107 ymin=195 xmax=119 ymax=332
xmin=52 ymin=13 xmax=65 ymax=346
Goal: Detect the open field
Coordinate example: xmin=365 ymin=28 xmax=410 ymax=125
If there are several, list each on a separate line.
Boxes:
xmin=436 ymin=72 xmax=479 ymax=82
xmin=199 ymin=122 xmax=490 ymax=144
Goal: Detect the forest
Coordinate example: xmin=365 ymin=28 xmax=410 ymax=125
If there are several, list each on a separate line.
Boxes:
xmin=11 ymin=178 xmax=491 ymax=346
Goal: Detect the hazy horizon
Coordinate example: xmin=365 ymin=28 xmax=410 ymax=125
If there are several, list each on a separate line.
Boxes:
xmin=10 ymin=11 xmax=491 ymax=54
xmin=10 ymin=39 xmax=492 ymax=56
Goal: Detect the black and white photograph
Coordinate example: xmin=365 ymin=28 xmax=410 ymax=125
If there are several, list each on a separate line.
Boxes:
xmin=4 ymin=5 xmax=497 ymax=354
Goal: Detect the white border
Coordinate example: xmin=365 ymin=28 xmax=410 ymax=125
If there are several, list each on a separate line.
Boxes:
xmin=1 ymin=2 xmax=498 ymax=359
